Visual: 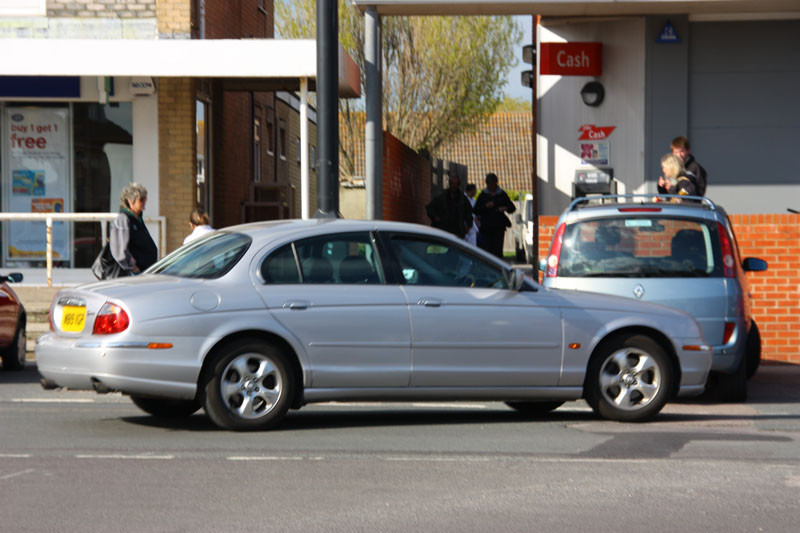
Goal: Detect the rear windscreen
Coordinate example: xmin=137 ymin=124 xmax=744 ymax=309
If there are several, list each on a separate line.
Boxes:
xmin=558 ymin=217 xmax=723 ymax=278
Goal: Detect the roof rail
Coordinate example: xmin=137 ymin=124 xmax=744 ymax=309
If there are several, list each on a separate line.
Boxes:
xmin=567 ymin=194 xmax=716 ymax=212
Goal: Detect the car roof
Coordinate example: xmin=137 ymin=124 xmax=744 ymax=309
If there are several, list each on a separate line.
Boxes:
xmin=561 ymin=195 xmax=728 ymax=224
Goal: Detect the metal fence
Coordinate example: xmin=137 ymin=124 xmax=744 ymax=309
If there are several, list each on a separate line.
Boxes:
xmin=0 ymin=213 xmax=166 ymax=286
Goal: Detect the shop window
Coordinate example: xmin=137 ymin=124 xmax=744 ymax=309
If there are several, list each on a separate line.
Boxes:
xmin=311 ymin=146 xmax=317 ymax=170
xmin=266 ymin=108 xmax=274 ymax=155
xmin=196 ymin=99 xmax=210 ymax=211
xmin=253 ymin=117 xmax=262 ymax=183
xmin=296 ymin=137 xmax=301 ymax=163
xmin=279 ymin=119 xmax=287 ymax=160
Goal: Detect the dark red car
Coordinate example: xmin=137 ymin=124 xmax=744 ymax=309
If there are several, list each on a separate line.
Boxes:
xmin=0 ymin=273 xmax=26 ymax=371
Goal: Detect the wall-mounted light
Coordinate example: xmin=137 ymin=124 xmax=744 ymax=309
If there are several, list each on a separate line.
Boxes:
xmin=580 ymin=81 xmax=605 ymax=107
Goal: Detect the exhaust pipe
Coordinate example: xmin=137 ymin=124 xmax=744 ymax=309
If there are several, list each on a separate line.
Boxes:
xmin=40 ymin=378 xmax=59 ymax=390
xmin=90 ymin=377 xmax=112 ymax=394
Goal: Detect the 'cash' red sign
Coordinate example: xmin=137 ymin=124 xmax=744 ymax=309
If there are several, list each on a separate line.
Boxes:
xmin=540 ymin=42 xmax=602 ymax=76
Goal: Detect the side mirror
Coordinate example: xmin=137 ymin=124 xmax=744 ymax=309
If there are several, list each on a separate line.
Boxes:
xmin=0 ymin=272 xmax=23 ymax=283
xmin=508 ymin=268 xmax=525 ymax=291
xmin=742 ymin=257 xmax=768 ymax=272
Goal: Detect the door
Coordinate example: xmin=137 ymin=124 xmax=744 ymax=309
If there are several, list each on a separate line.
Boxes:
xmin=384 ymin=233 xmax=563 ymax=388
xmin=254 ymin=232 xmax=411 ymax=388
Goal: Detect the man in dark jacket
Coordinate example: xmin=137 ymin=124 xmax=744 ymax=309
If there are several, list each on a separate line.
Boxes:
xmin=473 ymin=173 xmax=516 ymax=259
xmin=671 ymin=136 xmax=707 ymax=196
xmin=425 ymin=175 xmax=473 ymax=238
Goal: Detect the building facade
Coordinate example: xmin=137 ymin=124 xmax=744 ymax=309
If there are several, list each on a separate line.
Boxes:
xmin=0 ymin=0 xmax=318 ymax=271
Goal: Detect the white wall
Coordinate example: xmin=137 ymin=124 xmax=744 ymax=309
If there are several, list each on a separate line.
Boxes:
xmin=132 ymin=92 xmax=159 ymax=218
xmin=538 ymin=18 xmax=646 ymax=215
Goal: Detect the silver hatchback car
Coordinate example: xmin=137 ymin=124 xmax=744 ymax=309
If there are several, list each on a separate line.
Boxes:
xmin=541 ymin=195 xmax=767 ymax=401
xmin=37 ymin=219 xmax=711 ymax=430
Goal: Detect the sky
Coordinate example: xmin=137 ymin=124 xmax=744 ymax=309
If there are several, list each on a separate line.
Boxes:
xmin=505 ymin=15 xmax=535 ymax=100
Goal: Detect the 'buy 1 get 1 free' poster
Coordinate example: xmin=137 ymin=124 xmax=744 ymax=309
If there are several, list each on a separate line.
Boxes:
xmin=4 ymin=107 xmax=70 ymax=261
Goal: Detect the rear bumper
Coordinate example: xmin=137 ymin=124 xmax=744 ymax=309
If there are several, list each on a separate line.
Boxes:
xmin=35 ymin=333 xmax=198 ymax=400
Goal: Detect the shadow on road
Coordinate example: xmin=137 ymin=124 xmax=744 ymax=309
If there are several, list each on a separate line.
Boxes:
xmin=0 ymin=363 xmax=45 ymax=385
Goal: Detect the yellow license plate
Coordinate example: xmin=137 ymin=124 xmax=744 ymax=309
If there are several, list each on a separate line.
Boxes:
xmin=61 ymin=305 xmax=87 ymax=332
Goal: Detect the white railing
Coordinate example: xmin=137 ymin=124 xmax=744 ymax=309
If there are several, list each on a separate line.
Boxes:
xmin=0 ymin=213 xmax=166 ymax=287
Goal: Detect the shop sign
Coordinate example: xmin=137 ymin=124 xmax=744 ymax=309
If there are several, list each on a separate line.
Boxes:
xmin=578 ymin=124 xmax=616 ymax=140
xmin=540 ymin=42 xmax=602 ymax=76
xmin=130 ymin=77 xmax=156 ymax=95
xmin=3 ymin=107 xmax=70 ymax=261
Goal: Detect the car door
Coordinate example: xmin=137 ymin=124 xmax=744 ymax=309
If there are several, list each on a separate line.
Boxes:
xmin=381 ymin=232 xmax=563 ymax=388
xmin=254 ymin=231 xmax=411 ymax=388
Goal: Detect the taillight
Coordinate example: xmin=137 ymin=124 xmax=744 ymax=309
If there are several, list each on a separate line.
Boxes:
xmin=722 ymin=322 xmax=736 ymax=345
xmin=717 ymin=222 xmax=736 ymax=278
xmin=93 ymin=302 xmax=130 ymax=335
xmin=545 ymin=223 xmax=566 ymax=278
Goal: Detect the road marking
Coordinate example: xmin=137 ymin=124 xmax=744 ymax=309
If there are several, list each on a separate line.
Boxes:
xmin=0 ymin=469 xmax=35 ymax=480
xmin=0 ymin=454 xmax=32 ymax=458
xmin=12 ymin=398 xmax=94 ymax=403
xmin=227 ymin=456 xmax=324 ymax=461
xmin=315 ymin=402 xmax=489 ymax=409
xmin=75 ymin=454 xmax=174 ymax=460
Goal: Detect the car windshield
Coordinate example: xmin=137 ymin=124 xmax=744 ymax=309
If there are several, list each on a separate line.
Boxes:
xmin=558 ymin=216 xmax=723 ymax=278
xmin=146 ymin=232 xmax=252 ymax=279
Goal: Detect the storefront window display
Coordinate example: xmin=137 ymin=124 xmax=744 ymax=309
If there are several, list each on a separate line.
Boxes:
xmin=0 ymin=102 xmax=132 ymax=268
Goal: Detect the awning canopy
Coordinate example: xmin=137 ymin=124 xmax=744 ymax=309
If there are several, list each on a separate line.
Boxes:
xmin=352 ymin=0 xmax=800 ymax=17
xmin=0 ymin=39 xmax=361 ymax=98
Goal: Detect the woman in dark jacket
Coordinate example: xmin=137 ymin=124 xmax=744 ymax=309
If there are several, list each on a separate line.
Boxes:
xmin=109 ymin=183 xmax=158 ymax=275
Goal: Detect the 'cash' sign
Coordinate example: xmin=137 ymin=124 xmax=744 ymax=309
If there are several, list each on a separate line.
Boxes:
xmin=540 ymin=42 xmax=602 ymax=76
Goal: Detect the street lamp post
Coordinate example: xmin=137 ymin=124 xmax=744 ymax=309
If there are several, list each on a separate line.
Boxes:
xmin=315 ymin=0 xmax=340 ymax=218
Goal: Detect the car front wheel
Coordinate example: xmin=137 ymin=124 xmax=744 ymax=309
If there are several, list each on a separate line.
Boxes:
xmin=585 ymin=334 xmax=673 ymax=422
xmin=202 ymin=339 xmax=294 ymax=431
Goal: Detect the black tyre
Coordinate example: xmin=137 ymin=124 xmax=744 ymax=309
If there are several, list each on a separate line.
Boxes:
xmin=745 ymin=321 xmax=762 ymax=380
xmin=202 ymin=339 xmax=294 ymax=431
xmin=585 ymin=334 xmax=673 ymax=422
xmin=505 ymin=401 xmax=565 ymax=416
xmin=0 ymin=320 xmax=26 ymax=371
xmin=130 ymin=396 xmax=201 ymax=418
xmin=712 ymin=354 xmax=747 ymax=403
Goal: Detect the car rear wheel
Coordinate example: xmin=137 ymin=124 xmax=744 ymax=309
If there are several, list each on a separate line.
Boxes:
xmin=505 ymin=401 xmax=565 ymax=416
xmin=0 ymin=320 xmax=26 ymax=371
xmin=585 ymin=334 xmax=672 ymax=422
xmin=202 ymin=339 xmax=294 ymax=431
xmin=130 ymin=396 xmax=201 ymax=418
xmin=745 ymin=321 xmax=762 ymax=380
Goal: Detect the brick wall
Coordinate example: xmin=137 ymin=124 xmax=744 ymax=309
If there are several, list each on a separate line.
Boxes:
xmin=536 ymin=214 xmax=800 ymax=364
xmin=382 ymin=131 xmax=431 ymax=224
xmin=47 ymin=0 xmax=155 ymax=18
xmin=157 ymin=0 xmax=192 ymax=38
xmin=731 ymin=214 xmax=800 ymax=364
xmin=158 ymin=77 xmax=197 ymax=253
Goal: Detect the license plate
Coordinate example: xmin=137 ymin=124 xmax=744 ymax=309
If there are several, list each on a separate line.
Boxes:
xmin=61 ymin=305 xmax=87 ymax=332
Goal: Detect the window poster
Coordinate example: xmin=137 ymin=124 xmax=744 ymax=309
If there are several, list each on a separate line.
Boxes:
xmin=3 ymin=107 xmax=70 ymax=261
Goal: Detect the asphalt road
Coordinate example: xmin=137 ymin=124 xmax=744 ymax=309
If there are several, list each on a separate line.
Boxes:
xmin=2 ymin=363 xmax=800 ymax=532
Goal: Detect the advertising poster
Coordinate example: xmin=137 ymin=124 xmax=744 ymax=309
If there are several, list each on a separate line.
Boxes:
xmin=3 ymin=107 xmax=70 ymax=261
xmin=579 ymin=141 xmax=610 ymax=166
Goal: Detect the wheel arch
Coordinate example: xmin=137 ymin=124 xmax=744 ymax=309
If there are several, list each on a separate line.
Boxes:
xmin=583 ymin=326 xmax=681 ymax=400
xmin=196 ymin=329 xmax=305 ymax=408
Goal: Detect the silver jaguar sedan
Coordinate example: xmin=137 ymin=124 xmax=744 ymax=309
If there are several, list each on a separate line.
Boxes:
xmin=36 ymin=219 xmax=711 ymax=430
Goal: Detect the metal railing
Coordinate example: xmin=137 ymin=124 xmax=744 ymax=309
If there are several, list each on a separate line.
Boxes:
xmin=0 ymin=213 xmax=166 ymax=286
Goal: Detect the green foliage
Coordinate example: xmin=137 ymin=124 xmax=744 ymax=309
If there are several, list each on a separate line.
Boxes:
xmin=497 ymin=95 xmax=532 ymax=113
xmin=276 ymin=1 xmax=521 ymax=177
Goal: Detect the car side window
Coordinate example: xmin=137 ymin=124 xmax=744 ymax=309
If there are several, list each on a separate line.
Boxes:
xmin=261 ymin=244 xmax=301 ymax=284
xmin=293 ymin=232 xmax=383 ymax=284
xmin=388 ymin=235 xmax=507 ymax=289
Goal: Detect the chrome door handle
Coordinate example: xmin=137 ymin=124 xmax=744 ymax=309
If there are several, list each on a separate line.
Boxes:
xmin=418 ymin=298 xmax=442 ymax=308
xmin=284 ymin=300 xmax=310 ymax=310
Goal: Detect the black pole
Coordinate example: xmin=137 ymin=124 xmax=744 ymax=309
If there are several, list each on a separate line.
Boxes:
xmin=315 ymin=0 xmax=340 ymax=218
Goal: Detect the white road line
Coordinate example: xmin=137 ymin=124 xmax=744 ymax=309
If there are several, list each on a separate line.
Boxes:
xmin=12 ymin=398 xmax=95 ymax=403
xmin=314 ymin=402 xmax=489 ymax=409
xmin=227 ymin=456 xmax=324 ymax=461
xmin=1 ymin=468 xmax=35 ymax=480
xmin=74 ymin=454 xmax=174 ymax=460
xmin=0 ymin=454 xmax=32 ymax=458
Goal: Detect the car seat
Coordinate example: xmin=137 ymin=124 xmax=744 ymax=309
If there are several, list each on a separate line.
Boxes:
xmin=670 ymin=229 xmax=707 ymax=272
xmin=301 ymin=257 xmax=334 ymax=283
xmin=338 ymin=256 xmax=378 ymax=284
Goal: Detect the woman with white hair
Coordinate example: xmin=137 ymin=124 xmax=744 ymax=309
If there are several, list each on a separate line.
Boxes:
xmin=657 ymin=153 xmax=697 ymax=198
xmin=109 ymin=182 xmax=158 ymax=275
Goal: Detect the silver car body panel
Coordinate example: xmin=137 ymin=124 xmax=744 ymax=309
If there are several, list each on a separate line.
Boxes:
xmin=36 ymin=218 xmax=711 ymax=405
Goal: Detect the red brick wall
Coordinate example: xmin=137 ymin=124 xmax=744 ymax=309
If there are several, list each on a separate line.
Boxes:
xmin=536 ymin=214 xmax=800 ymax=364
xmin=382 ymin=131 xmax=431 ymax=224
xmin=731 ymin=214 xmax=800 ymax=364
